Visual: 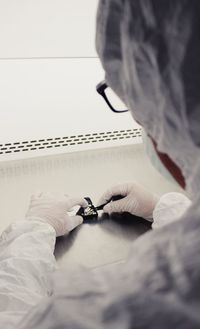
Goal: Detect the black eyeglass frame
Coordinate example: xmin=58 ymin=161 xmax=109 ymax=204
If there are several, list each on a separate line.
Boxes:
xmin=96 ymin=80 xmax=128 ymax=113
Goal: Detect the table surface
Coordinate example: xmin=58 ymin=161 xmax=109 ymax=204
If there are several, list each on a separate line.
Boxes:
xmin=0 ymin=144 xmax=182 ymax=270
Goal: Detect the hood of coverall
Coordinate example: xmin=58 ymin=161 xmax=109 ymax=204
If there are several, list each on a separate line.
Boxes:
xmin=96 ymin=0 xmax=200 ymax=199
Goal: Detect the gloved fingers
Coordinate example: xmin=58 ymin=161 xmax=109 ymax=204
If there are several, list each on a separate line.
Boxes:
xmin=97 ymin=185 xmax=128 ymax=207
xmin=68 ymin=207 xmax=81 ymax=217
xmin=65 ymin=215 xmax=83 ymax=233
xmin=30 ymin=192 xmax=59 ymax=203
xmin=30 ymin=193 xmax=86 ymax=206
xmin=42 ymin=192 xmax=68 ymax=201
xmin=103 ymin=197 xmax=129 ymax=214
xmin=67 ymin=197 xmax=88 ymax=209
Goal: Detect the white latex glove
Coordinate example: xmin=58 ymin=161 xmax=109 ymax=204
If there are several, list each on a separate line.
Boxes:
xmin=98 ymin=183 xmax=159 ymax=220
xmin=26 ymin=192 xmax=88 ymax=237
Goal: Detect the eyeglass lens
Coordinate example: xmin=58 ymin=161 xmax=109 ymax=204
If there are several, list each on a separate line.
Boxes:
xmin=104 ymin=87 xmax=127 ymax=112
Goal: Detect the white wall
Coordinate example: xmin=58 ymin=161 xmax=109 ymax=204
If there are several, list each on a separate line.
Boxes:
xmin=0 ymin=0 xmax=98 ymax=58
xmin=0 ymin=0 xmax=141 ymax=161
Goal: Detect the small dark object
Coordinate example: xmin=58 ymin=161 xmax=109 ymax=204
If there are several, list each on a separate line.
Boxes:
xmin=76 ymin=197 xmax=98 ymax=222
xmin=76 ymin=195 xmax=125 ymax=223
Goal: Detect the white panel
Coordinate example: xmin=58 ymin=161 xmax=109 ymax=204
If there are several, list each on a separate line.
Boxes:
xmin=0 ymin=1 xmax=142 ymax=162
xmin=0 ymin=0 xmax=98 ymax=58
xmin=0 ymin=58 xmax=141 ymax=161
xmin=0 ymin=58 xmax=138 ymax=141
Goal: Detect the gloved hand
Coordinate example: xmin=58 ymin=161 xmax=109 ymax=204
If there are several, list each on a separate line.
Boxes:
xmin=98 ymin=183 xmax=159 ymax=220
xmin=26 ymin=192 xmax=88 ymax=237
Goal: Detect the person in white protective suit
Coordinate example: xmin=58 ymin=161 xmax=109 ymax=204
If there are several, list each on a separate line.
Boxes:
xmin=1 ymin=0 xmax=200 ymax=328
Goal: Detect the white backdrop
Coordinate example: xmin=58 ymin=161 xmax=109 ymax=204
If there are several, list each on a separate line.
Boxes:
xmin=0 ymin=0 xmax=98 ymax=58
xmin=0 ymin=0 xmax=141 ymax=161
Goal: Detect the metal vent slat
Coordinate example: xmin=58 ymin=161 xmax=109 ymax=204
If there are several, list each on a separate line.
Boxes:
xmin=0 ymin=129 xmax=142 ymax=156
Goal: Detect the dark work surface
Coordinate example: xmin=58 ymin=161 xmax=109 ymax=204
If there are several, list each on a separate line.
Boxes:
xmin=55 ymin=213 xmax=152 ymax=262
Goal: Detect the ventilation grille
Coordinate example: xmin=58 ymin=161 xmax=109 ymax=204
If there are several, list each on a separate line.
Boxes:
xmin=0 ymin=128 xmax=142 ymax=156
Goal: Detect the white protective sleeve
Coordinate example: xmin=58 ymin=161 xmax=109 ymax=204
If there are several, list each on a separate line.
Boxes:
xmin=0 ymin=220 xmax=57 ymax=329
xmin=152 ymin=192 xmax=192 ymax=229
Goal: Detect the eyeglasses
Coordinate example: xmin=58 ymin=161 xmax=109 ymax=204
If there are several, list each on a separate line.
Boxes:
xmin=96 ymin=80 xmax=128 ymax=113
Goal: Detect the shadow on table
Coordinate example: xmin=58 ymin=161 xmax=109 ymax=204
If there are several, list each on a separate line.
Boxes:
xmin=55 ymin=212 xmax=152 ymax=260
xmin=99 ymin=212 xmax=152 ymax=240
xmin=54 ymin=226 xmax=81 ymax=259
